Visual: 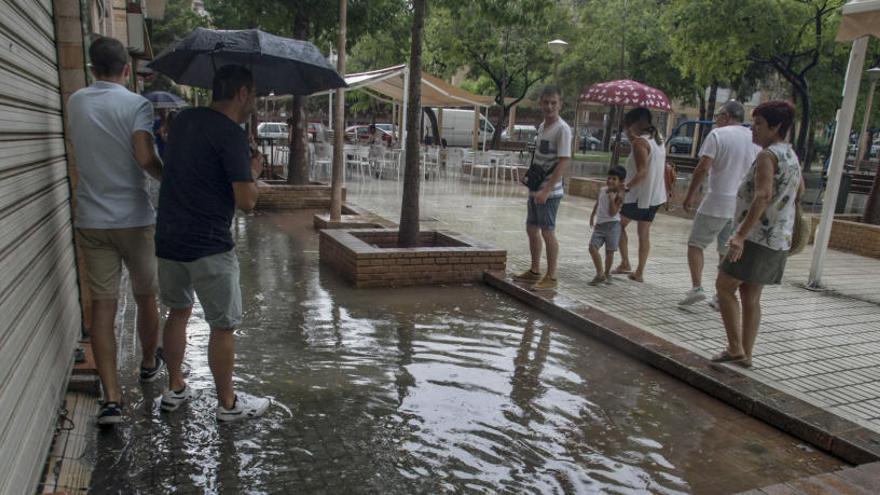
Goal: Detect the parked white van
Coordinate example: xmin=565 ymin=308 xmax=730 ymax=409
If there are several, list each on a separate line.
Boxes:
xmin=424 ymin=108 xmax=495 ymax=147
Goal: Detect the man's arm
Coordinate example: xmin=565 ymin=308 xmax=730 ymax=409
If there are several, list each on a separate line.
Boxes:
xmin=683 ymin=155 xmax=713 ymax=211
xmin=589 ymin=193 xmax=598 ymax=226
xmin=232 ymin=152 xmax=264 ymax=212
xmin=132 ymin=130 xmax=163 ymax=180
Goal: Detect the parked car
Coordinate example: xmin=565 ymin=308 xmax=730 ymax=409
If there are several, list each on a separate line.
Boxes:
xmin=257 ymin=122 xmax=288 ymax=142
xmin=345 ymin=124 xmax=393 ymax=144
xmin=374 ymin=123 xmax=397 ymax=135
xmin=308 ymin=122 xmax=328 ymax=142
xmin=667 ymin=135 xmax=694 ymax=155
xmin=579 ymin=134 xmax=601 ymax=152
xmin=502 ymin=124 xmax=538 ymax=143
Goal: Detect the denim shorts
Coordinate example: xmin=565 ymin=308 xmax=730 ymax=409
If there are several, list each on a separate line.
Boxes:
xmin=158 ymin=250 xmax=242 ymax=329
xmin=590 ymin=221 xmax=621 ymax=251
xmin=526 ymin=196 xmax=561 ymax=230
xmin=621 ymin=203 xmax=661 ymax=222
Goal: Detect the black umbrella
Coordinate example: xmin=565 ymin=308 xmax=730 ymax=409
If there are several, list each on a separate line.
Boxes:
xmin=147 ymin=28 xmax=346 ymax=96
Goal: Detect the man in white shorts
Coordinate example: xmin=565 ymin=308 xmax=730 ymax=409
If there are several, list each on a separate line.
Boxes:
xmin=679 ymin=101 xmax=760 ymax=307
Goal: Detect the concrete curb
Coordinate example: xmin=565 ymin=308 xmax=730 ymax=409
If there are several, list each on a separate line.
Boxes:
xmin=483 ymin=271 xmax=880 ymax=465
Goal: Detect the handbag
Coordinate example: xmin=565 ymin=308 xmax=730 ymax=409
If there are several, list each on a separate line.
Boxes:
xmin=788 ymin=202 xmax=810 ymax=256
xmin=520 ymin=149 xmax=556 ymax=192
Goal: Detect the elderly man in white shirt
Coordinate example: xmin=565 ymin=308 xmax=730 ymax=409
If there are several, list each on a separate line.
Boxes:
xmin=679 ymin=101 xmax=761 ymax=307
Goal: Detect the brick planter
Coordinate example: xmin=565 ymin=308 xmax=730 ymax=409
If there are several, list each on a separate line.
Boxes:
xmin=313 ymin=203 xmax=397 ymax=230
xmin=810 ymin=215 xmax=880 ymax=259
xmin=319 ymin=228 xmax=506 ymax=288
xmin=256 ymin=180 xmax=345 ymax=211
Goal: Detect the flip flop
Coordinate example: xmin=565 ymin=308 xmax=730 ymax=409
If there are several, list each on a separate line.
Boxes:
xmin=627 ymin=273 xmax=644 ymax=283
xmin=710 ymin=350 xmax=746 ymax=363
xmin=611 ymin=266 xmax=632 ymax=274
xmin=733 ymin=357 xmax=753 ymax=368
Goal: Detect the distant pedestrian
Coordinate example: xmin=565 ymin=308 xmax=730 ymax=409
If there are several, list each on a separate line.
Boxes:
xmin=513 ymin=85 xmax=572 ymax=290
xmin=67 ymin=36 xmax=164 ymax=426
xmin=613 ymin=107 xmax=668 ymax=282
xmin=156 ymin=65 xmax=270 ymax=421
xmin=712 ymin=101 xmax=804 ymax=368
xmin=679 ymin=101 xmax=760 ymax=307
xmin=588 ymin=166 xmax=626 ymax=286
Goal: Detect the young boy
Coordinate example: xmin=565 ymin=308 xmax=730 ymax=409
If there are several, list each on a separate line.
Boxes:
xmin=588 ymin=166 xmax=626 ymax=285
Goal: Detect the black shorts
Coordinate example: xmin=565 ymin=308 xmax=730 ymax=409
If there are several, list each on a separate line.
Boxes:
xmin=621 ymin=203 xmax=661 ymax=222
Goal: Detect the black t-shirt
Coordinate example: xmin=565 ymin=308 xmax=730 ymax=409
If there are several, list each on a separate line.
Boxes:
xmin=156 ymin=107 xmax=252 ymax=262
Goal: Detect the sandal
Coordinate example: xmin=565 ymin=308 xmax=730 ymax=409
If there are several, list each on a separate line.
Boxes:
xmin=611 ymin=266 xmax=632 ymax=274
xmin=710 ymin=350 xmax=746 ymax=363
xmin=588 ymin=275 xmax=606 ymax=286
xmin=627 ymin=273 xmax=644 ymax=283
xmin=733 ymin=357 xmax=753 ymax=368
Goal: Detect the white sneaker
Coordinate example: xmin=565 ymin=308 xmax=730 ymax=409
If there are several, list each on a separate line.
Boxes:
xmin=160 ymin=384 xmax=199 ymax=412
xmin=678 ymin=287 xmax=707 ymax=306
xmin=708 ymin=295 xmax=720 ymax=311
xmin=217 ymin=394 xmax=270 ymax=422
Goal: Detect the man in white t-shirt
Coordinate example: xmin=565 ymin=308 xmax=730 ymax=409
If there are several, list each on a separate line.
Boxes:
xmin=513 ymin=86 xmax=571 ymax=290
xmin=679 ymin=100 xmax=760 ymax=306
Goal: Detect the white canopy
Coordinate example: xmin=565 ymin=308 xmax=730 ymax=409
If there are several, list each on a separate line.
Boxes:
xmin=340 ymin=64 xmax=501 ymax=108
xmin=809 ymin=0 xmax=880 ymax=287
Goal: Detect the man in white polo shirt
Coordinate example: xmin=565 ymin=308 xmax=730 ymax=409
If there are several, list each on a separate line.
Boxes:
xmin=679 ymin=100 xmax=760 ymax=307
xmin=67 ymin=36 xmax=164 ymax=426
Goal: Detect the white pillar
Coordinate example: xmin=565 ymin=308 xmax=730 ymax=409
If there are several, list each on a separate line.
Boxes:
xmin=808 ymin=36 xmax=869 ymax=288
xmin=481 ymin=106 xmax=488 ymax=152
xmin=401 ymin=66 xmax=410 ymax=166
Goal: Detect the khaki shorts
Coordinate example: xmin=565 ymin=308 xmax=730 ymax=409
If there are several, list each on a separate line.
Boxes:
xmin=688 ymin=213 xmax=734 ymax=254
xmin=158 ymin=250 xmax=242 ymax=330
xmin=75 ymin=226 xmax=159 ymax=300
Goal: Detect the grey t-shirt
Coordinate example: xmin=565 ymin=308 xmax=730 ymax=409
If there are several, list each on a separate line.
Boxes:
xmin=532 ymin=118 xmax=572 ymax=199
xmin=68 ymin=81 xmax=155 ymax=229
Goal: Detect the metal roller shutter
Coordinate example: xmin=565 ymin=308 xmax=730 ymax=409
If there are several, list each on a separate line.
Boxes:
xmin=0 ymin=0 xmax=82 ymax=492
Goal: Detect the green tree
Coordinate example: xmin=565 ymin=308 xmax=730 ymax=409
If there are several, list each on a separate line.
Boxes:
xmin=145 ymin=0 xmax=210 ymax=94
xmin=426 ymin=0 xmax=564 ymax=146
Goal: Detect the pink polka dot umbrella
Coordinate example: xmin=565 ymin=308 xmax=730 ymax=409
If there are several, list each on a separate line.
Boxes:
xmin=579 ymin=79 xmax=672 ymax=112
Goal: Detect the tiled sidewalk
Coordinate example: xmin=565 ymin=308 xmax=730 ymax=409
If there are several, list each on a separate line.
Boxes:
xmin=347 ymin=174 xmax=880 ymax=433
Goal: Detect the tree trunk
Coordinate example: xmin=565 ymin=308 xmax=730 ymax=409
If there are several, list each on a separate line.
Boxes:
xmin=796 ymin=79 xmax=812 ymax=170
xmin=287 ymin=15 xmax=310 ymax=185
xmin=398 ymin=0 xmax=426 ymax=247
xmin=697 ymin=82 xmax=718 ymax=153
xmin=864 ymin=173 xmax=880 ymax=225
xmin=423 ymin=108 xmax=439 ymax=144
xmin=602 ymin=106 xmax=615 ymax=151
xmin=492 ymin=106 xmax=507 ymax=148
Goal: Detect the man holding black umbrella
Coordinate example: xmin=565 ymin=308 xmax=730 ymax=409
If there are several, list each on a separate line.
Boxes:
xmin=155 ymin=65 xmax=270 ymax=421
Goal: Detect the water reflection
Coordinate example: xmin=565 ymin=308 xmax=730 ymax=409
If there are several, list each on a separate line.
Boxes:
xmin=89 ymin=211 xmax=842 ymax=494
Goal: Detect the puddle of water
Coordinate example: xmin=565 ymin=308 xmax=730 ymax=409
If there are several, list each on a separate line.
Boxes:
xmin=91 ymin=211 xmax=844 ymax=494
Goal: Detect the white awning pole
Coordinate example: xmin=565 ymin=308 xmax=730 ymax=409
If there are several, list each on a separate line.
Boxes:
xmin=808 ymin=36 xmax=869 ymax=288
xmin=401 ymin=66 xmax=410 ymax=166
xmin=482 ymin=106 xmax=488 ymax=152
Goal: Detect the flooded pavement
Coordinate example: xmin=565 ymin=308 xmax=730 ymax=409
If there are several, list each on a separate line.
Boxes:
xmin=91 ymin=211 xmax=843 ymax=494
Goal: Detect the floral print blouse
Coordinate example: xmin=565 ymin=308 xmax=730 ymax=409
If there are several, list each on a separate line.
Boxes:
xmin=734 ymin=142 xmax=801 ymax=251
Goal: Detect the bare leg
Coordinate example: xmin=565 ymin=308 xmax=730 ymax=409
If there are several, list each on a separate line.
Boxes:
xmin=134 ymin=294 xmax=159 ymax=368
xmin=604 ymin=250 xmax=615 ymax=278
xmin=209 ymin=329 xmax=236 ymax=409
xmin=739 ymin=283 xmax=764 ymax=358
xmin=163 ymin=307 xmax=192 ymax=392
xmin=633 ymin=220 xmax=652 ymax=279
xmin=716 ymin=271 xmax=745 ymax=356
xmin=615 ymin=217 xmax=632 ymax=272
xmin=588 ymin=245 xmax=603 ymax=276
xmin=687 ymin=245 xmax=704 ymax=288
xmin=91 ymin=299 xmax=121 ymax=403
xmin=526 ymin=224 xmax=542 ymax=273
xmin=542 ymin=229 xmax=559 ymax=279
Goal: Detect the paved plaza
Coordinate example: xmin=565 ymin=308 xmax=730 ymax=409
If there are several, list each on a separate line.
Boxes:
xmin=346 ymin=171 xmax=880 ymax=434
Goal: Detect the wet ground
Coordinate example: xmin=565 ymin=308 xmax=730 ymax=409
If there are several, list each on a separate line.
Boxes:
xmin=91 ymin=211 xmax=843 ymax=494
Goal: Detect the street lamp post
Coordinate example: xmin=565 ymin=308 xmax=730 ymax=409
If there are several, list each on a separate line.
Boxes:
xmin=547 ymin=39 xmax=568 ymax=86
xmin=855 ymin=66 xmax=880 ymax=170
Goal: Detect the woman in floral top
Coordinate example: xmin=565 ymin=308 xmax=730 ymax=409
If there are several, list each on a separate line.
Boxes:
xmin=712 ymin=101 xmax=805 ymax=368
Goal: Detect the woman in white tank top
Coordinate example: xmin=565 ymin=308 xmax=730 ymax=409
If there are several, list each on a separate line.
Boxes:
xmin=613 ymin=108 xmax=667 ymax=282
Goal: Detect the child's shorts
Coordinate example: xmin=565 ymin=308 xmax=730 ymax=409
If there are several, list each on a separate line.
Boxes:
xmin=590 ymin=221 xmax=621 ymax=252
